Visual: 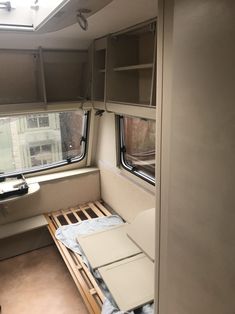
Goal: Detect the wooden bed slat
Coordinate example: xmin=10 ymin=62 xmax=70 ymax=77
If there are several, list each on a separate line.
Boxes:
xmin=72 ymin=252 xmax=105 ymax=302
xmin=88 ymin=202 xmax=105 ymax=217
xmin=70 ymin=208 xmax=82 ymax=222
xmin=45 ymin=200 xmax=112 ymax=314
xmin=80 ymin=207 xmax=92 ymax=220
xmin=45 ymin=216 xmax=99 ymax=314
xmin=61 ymin=209 xmax=72 ymax=224
xmin=95 ymin=201 xmax=112 ymax=216
xmin=52 ymin=214 xmax=62 ymax=228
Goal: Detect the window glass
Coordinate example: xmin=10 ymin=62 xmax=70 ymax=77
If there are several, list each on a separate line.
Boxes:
xmin=120 ymin=116 xmax=155 ymax=184
xmin=27 ymin=114 xmax=50 ymax=129
xmin=27 ymin=117 xmax=38 ymax=128
xmin=0 ymin=109 xmax=88 ymax=175
xmin=29 ymin=143 xmax=53 ymax=167
xmin=38 ymin=116 xmax=49 ymax=128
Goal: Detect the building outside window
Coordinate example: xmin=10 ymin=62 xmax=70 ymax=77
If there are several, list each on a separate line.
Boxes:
xmin=29 ymin=143 xmax=53 ymax=167
xmin=0 ymin=109 xmax=88 ymax=175
xmin=119 ymin=115 xmax=155 ymax=184
xmin=26 ymin=114 xmax=49 ymax=129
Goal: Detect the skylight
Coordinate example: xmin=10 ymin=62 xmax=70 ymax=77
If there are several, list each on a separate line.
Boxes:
xmin=0 ymin=0 xmax=113 ymax=33
xmin=0 ymin=0 xmax=33 ymax=29
xmin=0 ymin=0 xmax=68 ymax=31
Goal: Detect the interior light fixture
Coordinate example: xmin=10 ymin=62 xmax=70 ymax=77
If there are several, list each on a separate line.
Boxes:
xmin=76 ymin=8 xmax=91 ymax=31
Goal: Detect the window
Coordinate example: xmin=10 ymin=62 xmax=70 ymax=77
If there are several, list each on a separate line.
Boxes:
xmin=119 ymin=116 xmax=155 ymax=184
xmin=29 ymin=143 xmax=53 ymax=167
xmin=0 ymin=109 xmax=88 ymax=176
xmin=27 ymin=114 xmax=49 ymax=128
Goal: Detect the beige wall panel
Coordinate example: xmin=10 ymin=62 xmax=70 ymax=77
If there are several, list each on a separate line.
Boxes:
xmin=0 ymin=171 xmax=100 ymax=225
xmin=96 ymin=112 xmax=117 ymax=165
xmin=158 ymin=1 xmax=235 ymax=313
xmin=95 ymin=112 xmax=155 ymax=222
xmin=99 ymin=165 xmax=155 ymax=222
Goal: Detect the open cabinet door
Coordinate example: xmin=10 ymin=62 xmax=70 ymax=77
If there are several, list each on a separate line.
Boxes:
xmin=33 ymin=0 xmax=113 ymax=33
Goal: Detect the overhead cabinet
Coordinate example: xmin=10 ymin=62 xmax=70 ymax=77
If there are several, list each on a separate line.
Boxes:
xmin=0 ymin=19 xmax=156 ymax=108
xmin=93 ymin=20 xmax=156 ymax=107
xmin=0 ymin=50 xmax=44 ymax=105
xmin=43 ymin=50 xmax=88 ymax=102
xmin=0 ymin=49 xmax=89 ymax=105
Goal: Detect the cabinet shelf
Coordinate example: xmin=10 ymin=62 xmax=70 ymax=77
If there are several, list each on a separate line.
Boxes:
xmin=113 ymin=63 xmax=153 ymax=72
xmin=99 ymin=69 xmax=106 ymax=73
xmin=106 ymin=20 xmax=156 ymax=107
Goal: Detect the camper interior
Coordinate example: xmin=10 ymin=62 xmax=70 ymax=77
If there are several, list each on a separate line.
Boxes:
xmin=0 ymin=1 xmax=234 ymax=314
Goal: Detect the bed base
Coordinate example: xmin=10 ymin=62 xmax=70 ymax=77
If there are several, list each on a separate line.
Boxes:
xmin=45 ymin=200 xmax=112 ymax=314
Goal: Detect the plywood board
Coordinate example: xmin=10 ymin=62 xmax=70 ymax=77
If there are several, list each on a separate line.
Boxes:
xmin=98 ymin=254 xmax=154 ymax=312
xmin=77 ymin=224 xmax=141 ymax=269
xmin=127 ymin=208 xmax=155 ymax=261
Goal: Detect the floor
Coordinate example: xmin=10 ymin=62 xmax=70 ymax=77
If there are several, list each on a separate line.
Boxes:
xmin=0 ymin=245 xmax=89 ymax=314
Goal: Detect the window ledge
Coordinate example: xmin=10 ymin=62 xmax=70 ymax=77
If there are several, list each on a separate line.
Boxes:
xmin=26 ymin=167 xmax=99 ymax=184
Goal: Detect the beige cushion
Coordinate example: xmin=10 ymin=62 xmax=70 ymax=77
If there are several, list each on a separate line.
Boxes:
xmin=127 ymin=208 xmax=155 ymax=261
xmin=77 ymin=224 xmax=141 ymax=269
xmin=98 ymin=253 xmax=154 ymax=311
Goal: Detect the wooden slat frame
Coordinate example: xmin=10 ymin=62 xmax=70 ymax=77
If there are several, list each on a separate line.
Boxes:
xmin=45 ymin=200 xmax=112 ymax=314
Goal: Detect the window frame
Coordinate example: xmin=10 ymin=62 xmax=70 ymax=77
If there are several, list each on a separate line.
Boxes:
xmin=118 ymin=115 xmax=155 ymax=186
xmin=0 ymin=110 xmax=89 ymax=179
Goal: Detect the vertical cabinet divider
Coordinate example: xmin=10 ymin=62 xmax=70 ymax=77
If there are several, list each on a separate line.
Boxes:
xmin=104 ymin=37 xmax=108 ymax=106
xmin=38 ymin=46 xmax=47 ymax=107
xmin=150 ymin=23 xmax=157 ymax=107
xmin=92 ymin=37 xmax=107 ymax=103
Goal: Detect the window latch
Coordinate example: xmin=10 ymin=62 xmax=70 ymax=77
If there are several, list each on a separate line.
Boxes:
xmin=66 ymin=157 xmax=72 ymax=163
xmin=120 ymin=146 xmax=126 ymax=153
xmin=80 ymin=136 xmax=86 ymax=145
xmin=95 ymin=110 xmax=105 ymax=116
xmin=131 ymin=165 xmax=137 ymax=172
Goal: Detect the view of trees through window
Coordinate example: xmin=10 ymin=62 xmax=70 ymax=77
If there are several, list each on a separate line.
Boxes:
xmin=122 ymin=116 xmax=155 ymax=181
xmin=0 ymin=110 xmax=85 ymax=174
